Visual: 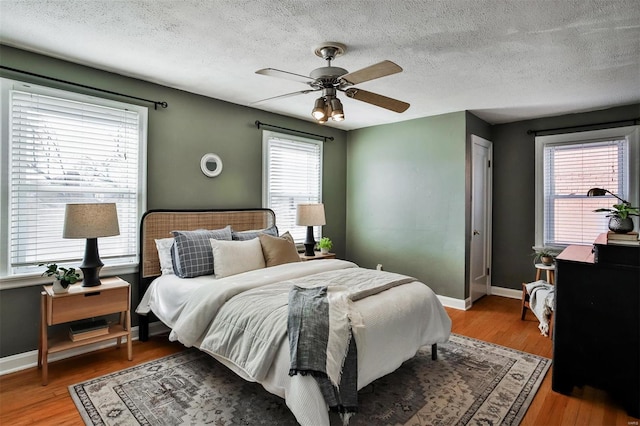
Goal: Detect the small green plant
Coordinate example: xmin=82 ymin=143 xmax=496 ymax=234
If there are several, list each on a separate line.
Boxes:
xmin=40 ymin=263 xmax=80 ymax=288
xmin=318 ymin=237 xmax=333 ymax=250
xmin=593 ymin=203 xmax=640 ymax=219
xmin=531 ymin=247 xmax=560 ymax=265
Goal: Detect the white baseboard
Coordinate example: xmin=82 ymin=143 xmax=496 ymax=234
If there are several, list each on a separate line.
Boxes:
xmin=489 ymin=286 xmax=522 ymax=299
xmin=0 ymin=321 xmax=171 ymax=376
xmin=437 ymin=295 xmax=471 ymax=310
xmin=439 ymin=288 xmax=527 ymax=310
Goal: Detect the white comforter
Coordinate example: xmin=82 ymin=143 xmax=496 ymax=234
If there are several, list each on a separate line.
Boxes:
xmin=137 ymin=259 xmax=452 ymax=425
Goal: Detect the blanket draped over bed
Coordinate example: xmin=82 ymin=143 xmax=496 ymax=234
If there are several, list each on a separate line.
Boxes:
xmin=288 ymin=285 xmax=358 ymax=419
xmin=199 ymin=268 xmax=414 ymax=423
xmin=198 ymin=268 xmax=416 ymax=383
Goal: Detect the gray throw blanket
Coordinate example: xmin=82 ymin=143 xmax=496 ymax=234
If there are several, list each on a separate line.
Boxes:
xmin=525 ymin=280 xmax=555 ymax=336
xmin=288 ymin=285 xmax=358 ymax=421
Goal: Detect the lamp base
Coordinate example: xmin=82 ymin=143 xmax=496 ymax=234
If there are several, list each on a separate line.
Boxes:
xmin=81 ymin=266 xmax=103 ymax=287
xmin=304 ymin=226 xmax=316 ymax=256
xmin=81 ymin=238 xmax=104 ymax=287
xmin=303 ymin=243 xmax=316 ymax=257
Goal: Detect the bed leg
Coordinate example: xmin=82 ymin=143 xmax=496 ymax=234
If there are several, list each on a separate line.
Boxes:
xmin=139 ymin=315 xmax=149 ymax=342
xmin=431 ymin=343 xmax=437 ymax=360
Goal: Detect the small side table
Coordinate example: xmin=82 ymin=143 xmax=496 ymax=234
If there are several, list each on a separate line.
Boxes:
xmin=299 ymin=251 xmax=336 ymax=261
xmin=534 ymin=263 xmax=555 ymax=284
xmin=38 ymin=276 xmax=132 ymax=385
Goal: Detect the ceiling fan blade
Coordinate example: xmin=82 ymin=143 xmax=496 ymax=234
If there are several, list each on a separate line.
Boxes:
xmin=250 ymin=89 xmax=319 ymax=105
xmin=343 ymin=88 xmax=410 ymax=113
xmin=340 ymin=60 xmax=403 ymax=85
xmin=256 ymin=68 xmax=316 ymax=84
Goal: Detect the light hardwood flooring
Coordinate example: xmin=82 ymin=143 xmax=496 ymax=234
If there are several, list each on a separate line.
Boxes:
xmin=0 ymin=295 xmax=637 ymax=425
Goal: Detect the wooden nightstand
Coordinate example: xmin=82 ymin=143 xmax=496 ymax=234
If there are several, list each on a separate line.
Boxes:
xmin=38 ymin=276 xmax=132 ymax=385
xmin=299 ymin=251 xmax=336 ymax=261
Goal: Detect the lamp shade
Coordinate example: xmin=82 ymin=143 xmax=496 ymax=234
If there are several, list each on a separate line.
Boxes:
xmin=63 ymin=203 xmax=120 ymax=239
xmin=296 ymin=203 xmax=326 ymax=226
xmin=586 ymin=187 xmax=630 ymax=205
xmin=586 ymin=188 xmax=608 ymax=197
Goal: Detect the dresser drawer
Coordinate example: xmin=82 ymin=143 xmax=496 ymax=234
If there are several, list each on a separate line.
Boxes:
xmin=48 ymin=286 xmax=129 ymax=325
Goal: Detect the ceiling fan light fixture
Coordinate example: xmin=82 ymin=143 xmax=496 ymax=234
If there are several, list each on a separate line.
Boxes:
xmin=311 ymin=97 xmax=326 ymax=120
xmin=330 ymin=98 xmax=344 ymax=121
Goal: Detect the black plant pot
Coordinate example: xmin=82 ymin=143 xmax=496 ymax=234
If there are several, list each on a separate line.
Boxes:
xmin=608 ymin=217 xmax=634 ymax=233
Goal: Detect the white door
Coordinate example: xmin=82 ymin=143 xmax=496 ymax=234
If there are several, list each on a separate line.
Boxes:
xmin=470 ymin=135 xmax=493 ymax=303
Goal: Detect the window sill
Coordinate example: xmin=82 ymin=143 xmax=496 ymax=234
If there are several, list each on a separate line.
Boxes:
xmin=0 ymin=264 xmax=139 ymax=291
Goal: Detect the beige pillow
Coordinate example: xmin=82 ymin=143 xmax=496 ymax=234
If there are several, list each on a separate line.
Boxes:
xmin=209 ymin=238 xmax=266 ymax=278
xmin=259 ymin=232 xmax=301 ymax=267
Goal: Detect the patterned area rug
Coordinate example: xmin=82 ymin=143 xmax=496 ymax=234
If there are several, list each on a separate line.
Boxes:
xmin=70 ymin=334 xmax=550 ymax=425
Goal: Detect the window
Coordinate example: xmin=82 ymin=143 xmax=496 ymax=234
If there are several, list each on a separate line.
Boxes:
xmin=262 ymin=131 xmax=323 ymax=242
xmin=0 ymin=79 xmax=147 ymax=280
xmin=535 ymin=126 xmax=639 ymax=247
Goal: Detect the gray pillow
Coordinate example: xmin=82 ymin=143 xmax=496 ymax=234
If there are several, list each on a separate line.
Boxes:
xmin=231 ymin=225 xmax=278 ymax=241
xmin=171 ymin=226 xmax=232 ymax=278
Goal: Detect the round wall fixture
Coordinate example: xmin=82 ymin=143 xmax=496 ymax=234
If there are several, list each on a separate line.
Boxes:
xmin=200 ymin=153 xmax=223 ymax=177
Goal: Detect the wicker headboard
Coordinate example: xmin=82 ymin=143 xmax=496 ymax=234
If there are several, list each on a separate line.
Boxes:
xmin=139 ymin=208 xmax=276 ymax=280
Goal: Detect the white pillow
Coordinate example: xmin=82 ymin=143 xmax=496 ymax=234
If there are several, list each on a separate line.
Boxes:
xmin=155 ymin=237 xmax=175 ymax=275
xmin=209 ymin=238 xmax=266 ymax=278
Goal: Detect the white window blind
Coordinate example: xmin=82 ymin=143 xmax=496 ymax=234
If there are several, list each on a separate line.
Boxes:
xmin=263 ymin=132 xmax=323 ymax=242
xmin=543 ymin=138 xmax=628 ymax=246
xmin=5 ymin=83 xmax=146 ymax=276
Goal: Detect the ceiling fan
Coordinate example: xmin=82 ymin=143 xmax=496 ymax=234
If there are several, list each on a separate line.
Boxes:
xmin=253 ymin=42 xmax=410 ymax=123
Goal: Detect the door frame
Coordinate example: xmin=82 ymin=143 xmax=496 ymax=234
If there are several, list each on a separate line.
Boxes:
xmin=469 ymin=135 xmax=493 ymax=305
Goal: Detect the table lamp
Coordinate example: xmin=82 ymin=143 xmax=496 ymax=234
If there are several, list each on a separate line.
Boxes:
xmin=63 ymin=203 xmax=120 ymax=287
xmin=586 ymin=187 xmax=630 ymax=205
xmin=296 ymin=203 xmax=326 ymax=256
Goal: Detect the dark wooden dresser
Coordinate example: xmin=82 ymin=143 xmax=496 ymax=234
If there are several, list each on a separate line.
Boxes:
xmin=552 ymin=234 xmax=639 ymax=418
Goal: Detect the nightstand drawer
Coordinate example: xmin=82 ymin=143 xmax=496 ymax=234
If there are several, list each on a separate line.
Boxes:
xmin=48 ymin=287 xmax=129 ymax=324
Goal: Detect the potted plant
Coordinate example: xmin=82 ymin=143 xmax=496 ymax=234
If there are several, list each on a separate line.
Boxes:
xmin=532 ymin=247 xmax=560 ymax=266
xmin=318 ymin=237 xmax=333 ymax=254
xmin=593 ymin=203 xmax=639 ymax=234
xmin=40 ymin=263 xmax=80 ymax=294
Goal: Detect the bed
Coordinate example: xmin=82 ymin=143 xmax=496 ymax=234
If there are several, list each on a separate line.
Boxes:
xmin=136 ymin=208 xmax=452 ymax=425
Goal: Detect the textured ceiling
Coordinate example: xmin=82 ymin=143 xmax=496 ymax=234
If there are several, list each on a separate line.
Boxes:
xmin=1 ymin=0 xmax=639 ymax=130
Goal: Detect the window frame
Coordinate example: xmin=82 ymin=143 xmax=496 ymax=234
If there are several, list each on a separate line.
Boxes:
xmin=0 ymin=78 xmax=147 ymax=289
xmin=261 ymin=130 xmax=323 ymax=243
xmin=534 ymin=125 xmax=639 ymax=248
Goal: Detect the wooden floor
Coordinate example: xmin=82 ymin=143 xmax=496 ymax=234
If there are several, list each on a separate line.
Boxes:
xmin=0 ymin=295 xmax=636 ymax=425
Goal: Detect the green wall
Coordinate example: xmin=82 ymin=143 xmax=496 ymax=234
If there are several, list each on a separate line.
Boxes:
xmin=0 ymin=45 xmax=348 ymax=357
xmin=346 ymin=112 xmax=468 ymax=299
